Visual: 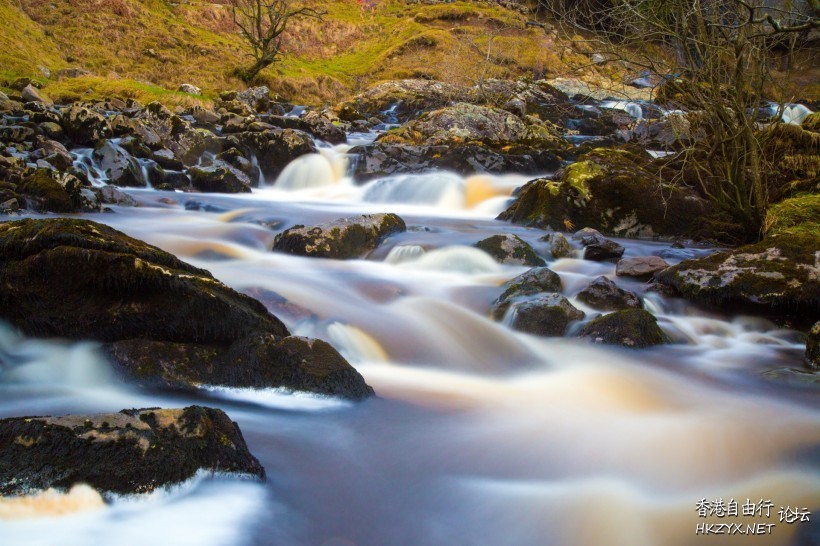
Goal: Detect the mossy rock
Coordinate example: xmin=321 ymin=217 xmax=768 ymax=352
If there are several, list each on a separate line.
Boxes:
xmin=491 ymin=266 xmax=562 ymax=318
xmin=507 ymin=294 xmax=585 ymax=337
xmin=0 ymin=406 xmax=264 ymax=496
xmin=764 ymin=194 xmax=820 ymax=238
xmin=656 ymin=232 xmax=820 ymax=324
xmin=16 ymin=168 xmax=74 ymax=212
xmin=578 ymin=309 xmax=670 ymax=348
xmin=0 ymin=219 xmax=375 ymax=399
xmin=498 ymin=148 xmax=712 ymax=239
xmin=273 ymin=213 xmax=407 ymax=259
xmin=189 ymin=163 xmax=252 ymax=193
xmin=475 ymin=233 xmax=545 ymax=266
xmin=803 ymin=113 xmax=820 ymax=133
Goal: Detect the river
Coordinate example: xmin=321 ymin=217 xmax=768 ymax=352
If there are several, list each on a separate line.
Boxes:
xmin=0 ymin=136 xmax=818 ymax=546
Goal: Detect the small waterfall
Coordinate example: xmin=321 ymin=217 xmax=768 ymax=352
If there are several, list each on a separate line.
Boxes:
xmin=273 ymin=153 xmax=338 ymax=190
xmin=361 ymin=172 xmax=465 ymax=208
xmin=600 ymin=100 xmax=644 ymax=120
xmin=384 ymin=245 xmax=426 ymax=265
xmin=399 ymin=246 xmax=502 ymax=274
xmin=326 ymin=321 xmax=389 ymax=363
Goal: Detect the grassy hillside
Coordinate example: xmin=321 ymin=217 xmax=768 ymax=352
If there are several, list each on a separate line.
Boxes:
xmin=0 ymin=0 xmax=600 ymax=105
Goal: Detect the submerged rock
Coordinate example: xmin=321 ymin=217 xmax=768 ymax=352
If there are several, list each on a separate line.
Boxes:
xmin=0 ymin=219 xmax=373 ymax=399
xmin=576 ymin=276 xmax=642 ymax=311
xmin=0 ymin=406 xmax=264 ymax=496
xmin=656 ymin=233 xmax=819 ymax=323
xmin=507 ymin=294 xmax=585 ymax=337
xmin=578 ymin=309 xmax=669 ymax=348
xmin=616 ymin=256 xmax=670 ymax=279
xmin=475 ymin=234 xmax=545 ymax=266
xmin=273 ymin=213 xmax=406 ymax=259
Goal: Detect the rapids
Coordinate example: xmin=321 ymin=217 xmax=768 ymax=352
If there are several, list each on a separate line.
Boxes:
xmin=0 ymin=136 xmax=817 ymax=546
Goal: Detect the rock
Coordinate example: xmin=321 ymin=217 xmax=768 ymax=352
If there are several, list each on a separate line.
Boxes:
xmin=341 ymin=79 xmax=470 ymax=123
xmin=544 ymin=232 xmax=573 ymax=259
xmin=56 ymin=67 xmax=91 ymax=79
xmin=0 ymin=406 xmax=264 ymax=496
xmin=574 ymin=229 xmax=625 ymax=261
xmin=807 ymin=321 xmax=819 ymax=369
xmin=93 ymin=140 xmax=146 ymax=187
xmin=134 ymin=102 xmax=206 ymax=165
xmin=100 ymin=185 xmax=136 ymax=206
xmin=616 ymin=256 xmax=670 ymax=279
xmin=189 ymin=163 xmax=252 ymax=193
xmin=236 ymin=128 xmax=316 ymax=179
xmin=16 ymin=169 xmax=94 ymax=212
xmin=0 ymin=219 xmax=373 ymax=399
xmin=506 ymin=294 xmax=585 ymax=336
xmin=474 ymin=234 xmax=545 ymax=266
xmin=0 ymin=125 xmax=36 ymax=143
xmin=0 ymin=90 xmax=9 ymax=102
xmin=31 ymin=139 xmax=73 ymax=171
xmin=268 ymin=110 xmax=346 ymax=144
xmin=578 ymin=309 xmax=669 ymax=348
xmin=61 ymin=105 xmax=112 ymax=145
xmin=21 ymin=85 xmax=48 ymax=104
xmin=191 ymin=106 xmax=221 ymax=127
xmin=273 ymin=213 xmax=406 ymax=259
xmin=576 ymin=276 xmax=642 ymax=311
xmin=0 ymin=198 xmax=19 ymax=212
xmin=236 ymin=86 xmax=271 ymax=111
xmin=656 ymin=233 xmax=820 ymax=323
xmin=38 ymin=121 xmax=65 ymax=140
xmin=497 ymin=148 xmax=712 ymax=239
xmin=491 ymin=266 xmax=562 ymax=318
xmin=178 ymin=84 xmax=202 ymax=95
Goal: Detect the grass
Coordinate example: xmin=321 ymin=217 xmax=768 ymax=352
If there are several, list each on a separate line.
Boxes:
xmin=764 ymin=194 xmax=820 ymax=238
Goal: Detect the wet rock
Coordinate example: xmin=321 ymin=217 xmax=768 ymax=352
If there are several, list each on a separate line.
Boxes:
xmin=0 ymin=219 xmax=373 ymax=399
xmin=60 ymin=105 xmax=113 ymax=145
xmin=574 ymin=229 xmax=625 ymax=261
xmin=16 ymin=168 xmax=95 ymax=212
xmin=31 ymin=139 xmax=73 ymax=171
xmin=236 ymin=128 xmax=316 ymax=179
xmin=189 ymin=163 xmax=252 ymax=193
xmin=491 ymin=267 xmax=562 ymax=318
xmin=543 ymin=232 xmax=573 ymax=259
xmin=807 ymin=322 xmax=819 ymax=369
xmin=506 ymin=294 xmax=585 ymax=337
xmin=100 ymin=185 xmax=136 ymax=206
xmin=656 ymin=233 xmax=820 ymax=323
xmin=21 ymin=85 xmax=48 ymax=104
xmin=497 ymin=148 xmax=712 ymax=239
xmin=1 ymin=198 xmax=19 ymax=212
xmin=0 ymin=406 xmax=264 ymax=496
xmin=578 ymin=309 xmax=669 ymax=348
xmin=0 ymin=125 xmax=36 ymax=144
xmin=616 ymin=256 xmax=670 ymax=279
xmin=93 ymin=140 xmax=145 ymax=187
xmin=268 ymin=110 xmax=346 ymax=144
xmin=576 ymin=276 xmax=642 ymax=311
xmin=178 ymin=83 xmax=202 ymax=95
xmin=273 ymin=213 xmax=406 ymax=259
xmin=475 ymin=234 xmax=545 ymax=266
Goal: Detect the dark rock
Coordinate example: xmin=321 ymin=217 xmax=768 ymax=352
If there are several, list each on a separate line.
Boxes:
xmin=340 ymin=79 xmax=470 ymax=123
xmin=0 ymin=406 xmax=264 ymax=496
xmin=268 ymin=110 xmax=346 ymax=144
xmin=576 ymin=276 xmax=642 ymax=311
xmin=807 ymin=321 xmax=819 ymax=370
xmin=236 ymin=129 xmax=316 ymax=179
xmin=475 ymin=234 xmax=545 ymax=266
xmin=497 ymin=148 xmax=712 ymax=239
xmin=93 ymin=140 xmax=146 ymax=187
xmin=273 ymin=213 xmax=406 ymax=259
xmin=38 ymin=121 xmax=64 ymax=140
xmin=236 ymin=86 xmax=271 ymax=111
xmin=0 ymin=219 xmax=373 ymax=399
xmin=134 ymin=102 xmax=206 ymax=165
xmin=31 ymin=139 xmax=73 ymax=171
xmin=543 ymin=232 xmax=573 ymax=258
xmin=491 ymin=266 xmax=562 ymax=318
xmin=191 ymin=106 xmax=221 ymax=127
xmin=578 ymin=309 xmax=670 ymax=348
xmin=0 ymin=125 xmax=36 ymax=144
xmin=616 ymin=256 xmax=670 ymax=279
xmin=656 ymin=233 xmax=820 ymax=324
xmin=21 ymin=85 xmax=48 ymax=104
xmin=189 ymin=163 xmax=252 ymax=193
xmin=575 ymin=229 xmax=625 ymax=261
xmin=506 ymin=294 xmax=585 ymax=336
xmin=61 ymin=105 xmax=112 ymax=145
xmin=16 ymin=169 xmax=95 ymax=212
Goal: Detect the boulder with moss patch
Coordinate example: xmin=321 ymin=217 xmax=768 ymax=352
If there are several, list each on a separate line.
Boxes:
xmin=273 ymin=213 xmax=406 ymax=260
xmin=497 ymin=148 xmax=712 ymax=239
xmin=491 ymin=266 xmax=562 ymax=318
xmin=475 ymin=233 xmax=544 ymax=266
xmin=656 ymin=233 xmax=819 ymax=324
xmin=578 ymin=309 xmax=669 ymax=348
xmin=189 ymin=162 xmax=252 ymax=193
xmin=0 ymin=406 xmax=264 ymax=496
xmin=506 ymin=294 xmax=585 ymax=337
xmin=60 ymin=105 xmax=112 ymax=145
xmin=0 ymin=219 xmax=373 ymax=399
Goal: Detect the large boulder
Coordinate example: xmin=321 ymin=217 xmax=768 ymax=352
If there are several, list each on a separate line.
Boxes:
xmin=189 ymin=162 xmax=252 ymax=193
xmin=506 ymin=294 xmax=585 ymax=337
xmin=574 ymin=228 xmax=625 ymax=261
xmin=0 ymin=406 xmax=264 ymax=496
xmin=498 ymin=148 xmax=712 ymax=239
xmin=474 ymin=234 xmax=544 ymax=266
xmin=133 ymin=102 xmax=206 ymax=165
xmin=578 ymin=309 xmax=670 ymax=348
xmin=576 ymin=276 xmax=642 ymax=311
xmin=0 ymin=219 xmax=373 ymax=399
xmin=236 ymin=128 xmax=316 ymax=180
xmin=93 ymin=140 xmax=146 ymax=187
xmin=272 ymin=213 xmax=406 ymax=259
xmin=268 ymin=110 xmax=346 ymax=144
xmin=60 ymin=105 xmax=112 ymax=145
xmin=656 ymin=233 xmax=820 ymax=323
xmin=13 ymin=168 xmax=98 ymax=213
xmin=616 ymin=256 xmax=670 ymax=279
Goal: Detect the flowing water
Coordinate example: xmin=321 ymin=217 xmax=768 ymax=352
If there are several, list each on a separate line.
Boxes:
xmin=0 ymin=138 xmax=818 ymax=546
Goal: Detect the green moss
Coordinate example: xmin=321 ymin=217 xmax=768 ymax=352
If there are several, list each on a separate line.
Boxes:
xmin=764 ymin=194 xmax=820 ymax=238
xmin=579 ymin=309 xmax=670 ymax=348
xmin=17 ymin=170 xmax=74 ymax=212
xmin=562 ymin=160 xmax=603 ymax=200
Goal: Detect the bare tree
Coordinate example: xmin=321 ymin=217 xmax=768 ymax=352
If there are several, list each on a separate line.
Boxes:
xmin=537 ymin=0 xmax=818 ymax=241
xmin=231 ymin=0 xmax=325 ymax=83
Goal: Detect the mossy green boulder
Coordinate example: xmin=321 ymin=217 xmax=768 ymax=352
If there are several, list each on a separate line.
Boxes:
xmin=578 ymin=309 xmax=670 ymax=348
